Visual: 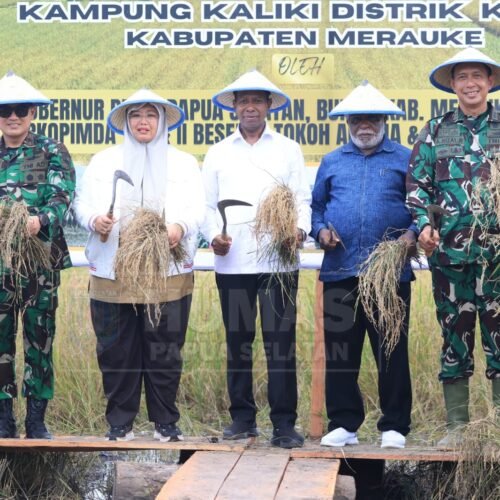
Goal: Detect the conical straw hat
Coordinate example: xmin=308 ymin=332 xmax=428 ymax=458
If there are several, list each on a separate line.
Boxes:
xmin=430 ymin=47 xmax=499 ymax=93
xmin=212 ymin=69 xmax=290 ymax=113
xmin=329 ymin=81 xmax=404 ymax=117
xmin=107 ymin=88 xmax=185 ymax=135
xmin=0 ymin=71 xmax=51 ymax=106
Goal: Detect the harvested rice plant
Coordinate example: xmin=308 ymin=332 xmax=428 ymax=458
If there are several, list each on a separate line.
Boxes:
xmin=358 ymin=239 xmax=411 ymax=356
xmin=254 ymin=182 xmax=299 ymax=272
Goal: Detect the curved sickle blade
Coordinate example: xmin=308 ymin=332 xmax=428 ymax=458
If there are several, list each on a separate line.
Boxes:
xmin=109 ymin=170 xmax=134 ymax=215
xmin=217 ymin=199 xmax=252 ymax=236
xmin=427 ymin=204 xmax=451 ymax=237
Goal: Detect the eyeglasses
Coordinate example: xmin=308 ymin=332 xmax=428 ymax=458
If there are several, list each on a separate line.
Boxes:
xmin=348 ymin=115 xmax=384 ymax=125
xmin=0 ymin=104 xmax=32 ymax=118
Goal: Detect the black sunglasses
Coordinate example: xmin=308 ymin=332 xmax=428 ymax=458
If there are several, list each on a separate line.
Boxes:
xmin=348 ymin=115 xmax=384 ymax=125
xmin=0 ymin=104 xmax=32 ymax=118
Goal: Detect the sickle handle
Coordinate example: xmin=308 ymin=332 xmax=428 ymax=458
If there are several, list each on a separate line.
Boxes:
xmin=99 ymin=208 xmax=113 ymax=243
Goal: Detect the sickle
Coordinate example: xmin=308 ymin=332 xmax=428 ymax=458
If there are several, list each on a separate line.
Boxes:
xmin=427 ymin=204 xmax=451 ymax=238
xmin=100 ymin=170 xmax=134 ymax=243
xmin=217 ymin=199 xmax=252 ymax=237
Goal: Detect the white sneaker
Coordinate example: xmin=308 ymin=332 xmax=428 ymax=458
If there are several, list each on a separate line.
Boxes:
xmin=381 ymin=430 xmax=406 ymax=449
xmin=321 ymin=427 xmax=359 ymax=447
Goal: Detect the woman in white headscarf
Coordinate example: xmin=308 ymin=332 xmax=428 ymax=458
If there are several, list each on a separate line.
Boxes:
xmin=74 ymin=89 xmax=204 ymax=442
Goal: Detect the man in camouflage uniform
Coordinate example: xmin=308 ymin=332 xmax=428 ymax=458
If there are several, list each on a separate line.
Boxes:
xmin=406 ymin=48 xmax=499 ymax=446
xmin=0 ymin=72 xmax=75 ymax=439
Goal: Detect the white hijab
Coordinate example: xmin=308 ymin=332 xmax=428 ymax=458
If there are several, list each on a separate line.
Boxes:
xmin=119 ymin=103 xmax=169 ymax=222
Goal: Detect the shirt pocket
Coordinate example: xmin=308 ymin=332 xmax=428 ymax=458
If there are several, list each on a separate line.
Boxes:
xmin=435 ymin=159 xmax=467 ymax=183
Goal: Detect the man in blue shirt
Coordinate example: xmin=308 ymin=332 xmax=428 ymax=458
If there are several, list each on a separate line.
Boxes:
xmin=311 ymin=81 xmax=417 ymax=449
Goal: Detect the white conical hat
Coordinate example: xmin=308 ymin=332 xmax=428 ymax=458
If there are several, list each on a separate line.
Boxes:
xmin=430 ymin=47 xmax=500 ymax=93
xmin=107 ymin=88 xmax=185 ymax=135
xmin=0 ymin=71 xmax=51 ymax=106
xmin=329 ymin=81 xmax=404 ymax=117
xmin=212 ymin=69 xmax=290 ymax=112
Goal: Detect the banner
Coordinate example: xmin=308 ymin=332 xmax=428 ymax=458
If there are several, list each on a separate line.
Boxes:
xmin=2 ymin=1 xmax=498 ymax=161
xmin=32 ymin=88 xmax=495 ymax=155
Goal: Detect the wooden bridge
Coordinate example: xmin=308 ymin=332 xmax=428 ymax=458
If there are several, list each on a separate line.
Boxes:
xmin=0 ymin=435 xmax=473 ymax=499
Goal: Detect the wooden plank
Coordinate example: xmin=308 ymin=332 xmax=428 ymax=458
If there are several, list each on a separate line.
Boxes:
xmin=216 ymin=450 xmax=290 ymax=500
xmin=275 ymin=458 xmax=340 ymax=500
xmin=156 ymin=451 xmax=242 ymax=500
xmin=290 ymin=444 xmax=465 ymax=462
xmin=0 ymin=435 xmax=490 ymax=463
xmin=309 ymin=273 xmax=326 ymax=439
xmin=0 ymin=436 xmax=250 ymax=453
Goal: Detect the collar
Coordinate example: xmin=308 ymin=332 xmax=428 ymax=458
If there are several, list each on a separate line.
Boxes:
xmin=450 ymin=102 xmax=499 ymax=123
xmin=343 ymin=134 xmax=395 ymax=155
xmin=231 ymin=122 xmax=274 ymax=144
xmin=0 ymin=131 xmax=35 ymax=149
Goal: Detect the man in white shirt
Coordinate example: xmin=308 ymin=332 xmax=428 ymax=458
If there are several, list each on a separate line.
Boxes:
xmin=202 ymin=70 xmax=311 ymax=448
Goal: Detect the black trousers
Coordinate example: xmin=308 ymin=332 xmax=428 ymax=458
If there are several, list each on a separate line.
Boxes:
xmin=90 ymin=294 xmax=192 ymax=427
xmin=215 ymin=272 xmax=299 ymax=429
xmin=323 ymin=277 xmax=412 ymax=435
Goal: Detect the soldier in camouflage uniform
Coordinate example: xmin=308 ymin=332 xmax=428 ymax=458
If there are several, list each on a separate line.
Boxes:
xmin=0 ymin=72 xmax=75 ymax=439
xmin=406 ymin=48 xmax=500 ymax=446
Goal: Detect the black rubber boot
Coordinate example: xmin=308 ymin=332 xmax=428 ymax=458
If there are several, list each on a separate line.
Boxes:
xmin=0 ymin=399 xmax=19 ymax=438
xmin=25 ymin=398 xmax=52 ymax=439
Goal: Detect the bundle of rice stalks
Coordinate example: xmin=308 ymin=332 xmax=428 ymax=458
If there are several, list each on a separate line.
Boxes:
xmin=114 ymin=207 xmax=186 ymax=297
xmin=0 ymin=199 xmax=51 ymax=276
xmin=254 ymin=183 xmax=299 ymax=272
xmin=358 ymin=239 xmax=409 ymax=357
xmin=448 ymin=414 xmax=500 ymax=500
xmin=471 ymin=156 xmax=500 ymax=255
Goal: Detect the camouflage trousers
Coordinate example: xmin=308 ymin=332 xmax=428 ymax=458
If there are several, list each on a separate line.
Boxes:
xmin=0 ymin=270 xmax=60 ymax=399
xmin=431 ymin=262 xmax=500 ymax=382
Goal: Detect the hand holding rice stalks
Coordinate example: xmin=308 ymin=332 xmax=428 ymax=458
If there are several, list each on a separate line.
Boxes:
xmin=0 ymin=199 xmax=51 ymax=277
xmin=254 ymin=183 xmax=299 ymax=271
xmin=471 ymin=155 xmax=500 ymax=255
xmin=358 ymin=239 xmax=409 ymax=357
xmin=114 ymin=208 xmax=187 ymax=294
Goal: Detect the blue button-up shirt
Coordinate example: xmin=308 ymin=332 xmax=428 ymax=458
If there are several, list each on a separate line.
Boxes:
xmin=311 ymin=135 xmax=416 ymax=282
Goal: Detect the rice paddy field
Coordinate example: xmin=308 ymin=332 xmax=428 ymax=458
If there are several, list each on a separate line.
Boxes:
xmin=7 ymin=265 xmax=490 ymax=445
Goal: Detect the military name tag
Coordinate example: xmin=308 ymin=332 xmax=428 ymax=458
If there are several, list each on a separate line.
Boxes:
xmin=436 ymin=145 xmax=464 ymax=159
xmin=487 ymin=127 xmax=500 ymax=141
xmin=20 ymin=153 xmax=47 ymax=183
xmin=436 ymin=124 xmax=461 ymax=138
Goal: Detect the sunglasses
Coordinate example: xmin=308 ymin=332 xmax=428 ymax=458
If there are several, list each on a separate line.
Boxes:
xmin=348 ymin=115 xmax=384 ymax=125
xmin=0 ymin=104 xmax=32 ymax=118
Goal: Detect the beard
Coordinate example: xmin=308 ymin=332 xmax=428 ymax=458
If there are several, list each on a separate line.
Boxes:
xmin=350 ymin=126 xmax=385 ymax=152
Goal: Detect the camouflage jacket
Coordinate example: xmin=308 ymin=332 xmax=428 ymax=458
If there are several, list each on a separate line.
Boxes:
xmin=406 ymin=103 xmax=499 ymax=266
xmin=0 ymin=132 xmax=75 ymax=270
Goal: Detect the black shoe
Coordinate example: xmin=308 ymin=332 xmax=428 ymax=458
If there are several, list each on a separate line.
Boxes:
xmin=25 ymin=398 xmax=52 ymax=439
xmin=154 ymin=423 xmax=184 ymax=442
xmin=105 ymin=424 xmax=134 ymax=441
xmin=223 ymin=421 xmax=258 ymax=440
xmin=271 ymin=427 xmax=305 ymax=449
xmin=0 ymin=399 xmax=18 ymax=439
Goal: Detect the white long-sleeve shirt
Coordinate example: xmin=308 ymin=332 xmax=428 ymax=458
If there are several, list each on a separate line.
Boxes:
xmin=74 ymin=144 xmax=205 ymax=280
xmin=201 ymin=125 xmax=311 ymax=274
